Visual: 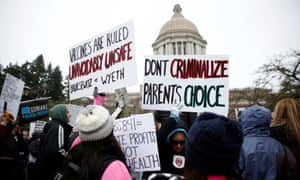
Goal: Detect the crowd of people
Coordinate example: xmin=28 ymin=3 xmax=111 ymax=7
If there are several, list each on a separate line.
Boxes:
xmin=0 ymin=97 xmax=300 ymax=180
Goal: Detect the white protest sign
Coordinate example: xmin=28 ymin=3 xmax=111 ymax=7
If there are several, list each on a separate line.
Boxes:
xmin=115 ymin=87 xmax=130 ymax=108
xmin=69 ymin=20 xmax=137 ymax=100
xmin=29 ymin=120 xmax=46 ymax=137
xmin=67 ymin=104 xmax=84 ymax=127
xmin=142 ymin=55 xmax=229 ymax=116
xmin=113 ymin=113 xmax=160 ymax=172
xmin=0 ymin=73 xmax=25 ymax=118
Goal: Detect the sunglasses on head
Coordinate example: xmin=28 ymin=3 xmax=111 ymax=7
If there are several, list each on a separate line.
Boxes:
xmin=170 ymin=140 xmax=185 ymax=145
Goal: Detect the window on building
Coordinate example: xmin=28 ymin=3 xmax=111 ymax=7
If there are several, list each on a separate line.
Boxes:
xmin=183 ymin=42 xmax=186 ymax=55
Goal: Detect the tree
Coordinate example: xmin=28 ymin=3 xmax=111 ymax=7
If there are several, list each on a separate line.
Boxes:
xmin=0 ymin=54 xmax=65 ymax=101
xmin=255 ymin=49 xmax=300 ymax=109
xmin=47 ymin=66 xmax=65 ymax=100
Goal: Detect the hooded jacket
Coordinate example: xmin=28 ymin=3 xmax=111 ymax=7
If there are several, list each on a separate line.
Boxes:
xmin=238 ymin=105 xmax=296 ymax=180
xmin=156 ymin=112 xmax=188 ymax=176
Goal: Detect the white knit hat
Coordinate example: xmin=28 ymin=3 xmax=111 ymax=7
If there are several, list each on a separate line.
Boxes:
xmin=76 ymin=105 xmax=113 ymax=141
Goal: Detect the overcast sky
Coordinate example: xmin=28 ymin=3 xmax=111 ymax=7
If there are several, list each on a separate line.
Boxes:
xmin=1 ymin=0 xmax=299 ymax=92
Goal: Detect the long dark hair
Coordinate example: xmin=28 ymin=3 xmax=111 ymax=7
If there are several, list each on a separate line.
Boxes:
xmin=63 ymin=132 xmax=128 ymax=180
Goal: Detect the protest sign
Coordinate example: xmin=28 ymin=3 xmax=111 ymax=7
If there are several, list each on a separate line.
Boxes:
xmin=0 ymin=73 xmax=25 ymax=118
xmin=115 ymin=87 xmax=129 ymax=108
xmin=29 ymin=120 xmax=46 ymax=137
xmin=67 ymin=104 xmax=84 ymax=127
xmin=113 ymin=113 xmax=160 ymax=172
xmin=69 ymin=20 xmax=137 ymax=100
xmin=19 ymin=97 xmax=49 ymax=124
xmin=142 ymin=55 xmax=229 ymax=116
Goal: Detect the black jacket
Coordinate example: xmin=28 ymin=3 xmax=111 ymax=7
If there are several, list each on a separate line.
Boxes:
xmin=37 ymin=119 xmax=73 ymax=180
xmin=157 ymin=115 xmax=188 ymax=176
xmin=270 ymin=125 xmax=300 ymax=178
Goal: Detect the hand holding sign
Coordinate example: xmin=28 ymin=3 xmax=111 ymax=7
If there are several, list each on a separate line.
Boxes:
xmin=170 ymin=102 xmax=184 ymax=117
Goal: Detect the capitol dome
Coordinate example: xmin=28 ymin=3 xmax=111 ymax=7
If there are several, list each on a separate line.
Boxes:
xmin=152 ymin=4 xmax=207 ymax=55
xmin=157 ymin=4 xmax=200 ymax=38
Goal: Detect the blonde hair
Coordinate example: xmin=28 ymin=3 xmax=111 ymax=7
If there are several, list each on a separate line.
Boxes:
xmin=273 ymin=98 xmax=300 ymax=145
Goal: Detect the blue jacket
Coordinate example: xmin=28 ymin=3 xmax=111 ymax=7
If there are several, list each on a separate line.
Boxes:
xmin=238 ymin=105 xmax=296 ymax=180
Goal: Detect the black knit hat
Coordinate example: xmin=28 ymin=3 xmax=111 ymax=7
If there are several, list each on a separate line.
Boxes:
xmin=185 ymin=112 xmax=243 ymax=175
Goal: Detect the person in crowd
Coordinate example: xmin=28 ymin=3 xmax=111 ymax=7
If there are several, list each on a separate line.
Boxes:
xmin=37 ymin=104 xmax=73 ymax=180
xmin=63 ymin=105 xmax=131 ymax=180
xmin=0 ymin=110 xmax=15 ymax=137
xmin=27 ymin=131 xmax=41 ymax=180
xmin=68 ymin=127 xmax=79 ymax=149
xmin=0 ymin=111 xmax=19 ymax=180
xmin=239 ymin=105 xmax=297 ymax=179
xmin=15 ymin=126 xmax=29 ymax=180
xmin=68 ymin=91 xmax=106 ymax=150
xmin=21 ymin=129 xmax=30 ymax=166
xmin=236 ymin=110 xmax=242 ymax=122
xmin=68 ymin=93 xmax=123 ymax=150
xmin=22 ymin=129 xmax=29 ymax=141
xmin=184 ymin=111 xmax=243 ymax=180
xmin=155 ymin=105 xmax=189 ymax=176
xmin=271 ymin=112 xmax=275 ymax=126
xmin=93 ymin=91 xmax=106 ymax=106
xmin=270 ymin=98 xmax=300 ymax=178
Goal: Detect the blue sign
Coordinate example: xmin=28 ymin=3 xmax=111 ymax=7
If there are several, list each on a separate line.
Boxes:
xmin=19 ymin=98 xmax=49 ymax=123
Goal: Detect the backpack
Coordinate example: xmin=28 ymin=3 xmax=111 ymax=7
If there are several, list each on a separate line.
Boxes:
xmin=55 ymin=154 xmax=119 ymax=180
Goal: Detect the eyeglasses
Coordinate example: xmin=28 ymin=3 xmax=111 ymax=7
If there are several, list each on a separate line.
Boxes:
xmin=170 ymin=140 xmax=185 ymax=145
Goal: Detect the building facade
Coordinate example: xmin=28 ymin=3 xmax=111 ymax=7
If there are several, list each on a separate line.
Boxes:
xmin=152 ymin=4 xmax=207 ymax=56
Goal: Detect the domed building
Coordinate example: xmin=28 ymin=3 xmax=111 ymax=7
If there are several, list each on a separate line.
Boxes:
xmin=99 ymin=3 xmax=254 ymax=120
xmin=152 ymin=4 xmax=207 ymax=55
xmin=152 ymin=4 xmax=205 ymax=126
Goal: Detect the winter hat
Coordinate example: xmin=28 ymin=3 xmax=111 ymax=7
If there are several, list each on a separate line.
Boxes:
xmin=185 ymin=112 xmax=243 ymax=175
xmin=50 ymin=104 xmax=68 ymax=123
xmin=166 ymin=120 xmax=188 ymax=144
xmin=76 ymin=105 xmax=113 ymax=141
